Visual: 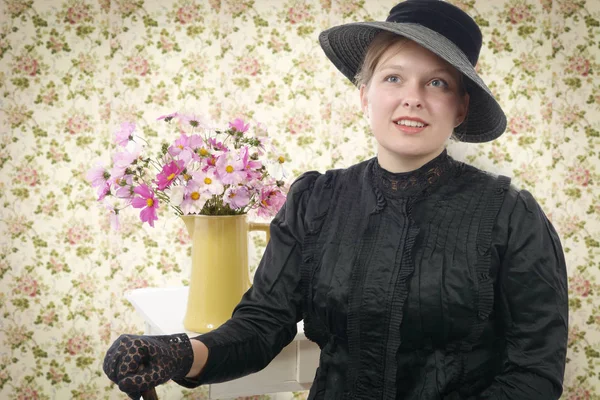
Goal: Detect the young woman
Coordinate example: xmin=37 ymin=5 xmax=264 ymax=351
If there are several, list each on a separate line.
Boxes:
xmin=103 ymin=1 xmax=568 ymax=399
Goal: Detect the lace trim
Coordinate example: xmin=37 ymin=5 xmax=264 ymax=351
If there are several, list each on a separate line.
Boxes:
xmin=372 ymin=150 xmax=454 ymax=198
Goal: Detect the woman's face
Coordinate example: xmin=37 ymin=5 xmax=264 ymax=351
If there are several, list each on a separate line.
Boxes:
xmin=360 ymin=39 xmax=469 ymax=172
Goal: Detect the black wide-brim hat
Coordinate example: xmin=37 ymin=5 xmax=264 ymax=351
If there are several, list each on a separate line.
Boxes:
xmin=318 ymin=0 xmax=507 ymax=143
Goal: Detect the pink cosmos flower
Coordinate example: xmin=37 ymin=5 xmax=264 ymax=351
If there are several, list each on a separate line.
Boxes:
xmin=178 ymin=113 xmax=211 ymax=130
xmin=86 ymin=163 xmax=111 ymax=199
xmin=215 ymin=152 xmax=246 ymax=185
xmin=207 ymin=137 xmax=227 ymax=152
xmin=114 ymin=122 xmax=135 ymax=147
xmin=114 ymin=175 xmax=135 ymax=199
xmin=131 ymin=184 xmax=158 ymax=227
xmin=168 ymin=133 xmax=190 ymax=157
xmin=223 ymin=185 xmax=250 ymax=209
xmin=241 ymin=146 xmax=263 ymax=180
xmin=229 ymin=118 xmax=249 ymax=133
xmin=104 ymin=204 xmax=120 ymax=231
xmin=257 ymin=187 xmax=286 ymax=218
xmin=157 ymin=112 xmax=179 ymax=121
xmin=205 ymin=154 xmax=218 ymax=168
xmin=97 ymin=182 xmax=110 ymax=201
xmin=168 ymin=133 xmax=197 ymax=165
xmin=188 ymin=134 xmax=204 ymax=150
xmin=111 ymin=143 xmax=142 ymax=180
xmin=156 ymin=160 xmax=185 ymax=190
xmin=183 ymin=134 xmax=205 ymax=163
xmin=168 ymin=133 xmax=205 ymax=164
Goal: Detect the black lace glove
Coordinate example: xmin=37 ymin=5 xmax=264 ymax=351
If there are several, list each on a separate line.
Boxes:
xmin=103 ymin=333 xmax=194 ymax=399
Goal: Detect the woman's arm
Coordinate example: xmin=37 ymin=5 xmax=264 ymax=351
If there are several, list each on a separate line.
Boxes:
xmin=174 ymin=171 xmax=321 ymax=387
xmin=185 ymin=339 xmax=209 ymax=378
xmin=478 ymin=189 xmax=569 ymax=399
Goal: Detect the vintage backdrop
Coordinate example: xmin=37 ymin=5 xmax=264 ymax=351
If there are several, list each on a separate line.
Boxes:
xmin=0 ymin=0 xmax=599 ymax=399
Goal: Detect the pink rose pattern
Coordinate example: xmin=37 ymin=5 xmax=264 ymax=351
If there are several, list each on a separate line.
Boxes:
xmin=1 ymin=0 xmax=599 ymax=398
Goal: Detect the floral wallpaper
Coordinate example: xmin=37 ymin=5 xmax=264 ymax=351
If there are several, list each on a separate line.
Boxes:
xmin=0 ymin=0 xmax=599 ymax=399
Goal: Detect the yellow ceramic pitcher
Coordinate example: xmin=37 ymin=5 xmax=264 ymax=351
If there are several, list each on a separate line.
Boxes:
xmin=180 ymin=214 xmax=270 ymax=333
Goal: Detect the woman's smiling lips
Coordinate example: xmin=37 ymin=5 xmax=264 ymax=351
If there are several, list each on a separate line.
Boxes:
xmin=393 ymin=116 xmax=429 ymax=134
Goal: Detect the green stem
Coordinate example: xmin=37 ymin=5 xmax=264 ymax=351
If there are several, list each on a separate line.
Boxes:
xmin=133 ymin=135 xmax=150 ymax=146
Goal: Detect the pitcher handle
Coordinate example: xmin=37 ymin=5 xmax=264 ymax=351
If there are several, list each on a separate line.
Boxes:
xmin=248 ymin=221 xmax=270 ymax=243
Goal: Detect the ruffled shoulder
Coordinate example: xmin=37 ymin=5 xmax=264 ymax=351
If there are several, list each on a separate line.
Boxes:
xmin=271 ymin=171 xmax=321 ymax=244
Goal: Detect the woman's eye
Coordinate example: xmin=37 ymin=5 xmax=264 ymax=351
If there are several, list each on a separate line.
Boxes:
xmin=385 ymin=75 xmax=400 ymax=83
xmin=430 ymin=79 xmax=448 ymax=88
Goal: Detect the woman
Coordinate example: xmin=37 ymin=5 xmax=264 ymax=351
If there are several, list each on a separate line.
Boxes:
xmin=103 ymin=1 xmax=568 ymax=399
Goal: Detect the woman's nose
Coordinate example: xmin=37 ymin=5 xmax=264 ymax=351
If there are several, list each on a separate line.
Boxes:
xmin=403 ymin=98 xmax=423 ymax=109
xmin=401 ymin=82 xmax=423 ymax=109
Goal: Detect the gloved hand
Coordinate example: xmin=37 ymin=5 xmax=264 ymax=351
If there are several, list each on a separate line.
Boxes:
xmin=103 ymin=333 xmax=194 ymax=399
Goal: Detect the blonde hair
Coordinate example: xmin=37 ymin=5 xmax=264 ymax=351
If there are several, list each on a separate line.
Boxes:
xmin=354 ymin=31 xmax=407 ymax=88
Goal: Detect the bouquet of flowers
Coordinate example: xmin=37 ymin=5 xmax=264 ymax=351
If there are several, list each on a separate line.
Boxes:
xmin=87 ymin=113 xmax=288 ymax=229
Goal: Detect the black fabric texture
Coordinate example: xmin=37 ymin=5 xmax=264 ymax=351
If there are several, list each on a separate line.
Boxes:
xmin=175 ymin=151 xmax=568 ymax=400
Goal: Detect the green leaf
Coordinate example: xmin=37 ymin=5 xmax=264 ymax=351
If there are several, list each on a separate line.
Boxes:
xmin=186 ymin=26 xmax=204 ymax=37
xmin=584 ymin=345 xmax=600 ymax=358
xmin=143 ymin=15 xmax=158 ymax=27
xmin=517 ymin=25 xmax=536 ymax=38
xmin=563 ymin=77 xmax=582 ymax=89
xmin=11 ymin=298 xmax=29 ymax=310
xmin=75 ymin=356 xmax=94 ymax=368
xmin=253 ymin=15 xmax=268 ymax=27
xmin=473 ymin=16 xmax=489 ymax=27
xmin=62 ymin=74 xmax=73 ymax=86
xmin=584 ymin=15 xmax=599 ymax=28
xmin=33 ymin=126 xmax=48 ymax=137
xmin=517 ymin=135 xmax=536 ymax=146
xmin=503 ymin=73 xmax=514 ymax=86
xmin=61 ymin=294 xmax=73 ymax=307
xmin=584 ymin=236 xmax=599 ymax=248
xmin=32 ymin=236 xmax=48 ymax=248
xmin=568 ymin=297 xmax=581 ymax=311
xmin=122 ymin=77 xmax=140 ymax=89
xmin=584 ymin=126 xmax=599 ymax=137
xmin=297 ymin=25 xmax=315 ymax=37
xmin=233 ymin=77 xmax=250 ymax=89
xmin=10 ymin=77 xmax=29 ymax=89
xmin=75 ymin=136 xmax=93 ymax=147
xmin=11 ymin=188 xmax=29 ymax=199
xmin=564 ymin=187 xmax=581 ymax=199
xmin=32 ymin=15 xmax=47 ymax=27
xmin=32 ymin=346 xmax=48 ymax=358
xmin=76 ymin=25 xmax=95 ymax=38
xmin=142 ymin=125 xmax=157 ymax=137
xmin=75 ymin=247 xmax=93 ymax=257
xmin=143 ymin=236 xmax=158 ymax=248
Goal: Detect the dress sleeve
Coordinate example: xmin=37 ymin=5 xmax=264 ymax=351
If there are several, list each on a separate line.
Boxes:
xmin=477 ymin=189 xmax=569 ymax=399
xmin=173 ymin=171 xmax=321 ymax=387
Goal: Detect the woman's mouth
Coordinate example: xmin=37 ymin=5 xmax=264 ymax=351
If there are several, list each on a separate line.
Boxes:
xmin=394 ymin=119 xmax=428 ymax=134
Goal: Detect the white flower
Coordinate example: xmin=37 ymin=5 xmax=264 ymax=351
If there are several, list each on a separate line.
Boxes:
xmin=166 ymin=185 xmax=185 ymax=206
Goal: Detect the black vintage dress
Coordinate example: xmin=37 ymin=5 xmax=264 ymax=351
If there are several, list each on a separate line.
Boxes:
xmin=174 ymin=150 xmax=569 ymax=400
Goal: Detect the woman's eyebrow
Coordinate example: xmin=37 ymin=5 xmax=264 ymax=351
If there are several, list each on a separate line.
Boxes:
xmin=378 ymin=64 xmax=456 ymax=76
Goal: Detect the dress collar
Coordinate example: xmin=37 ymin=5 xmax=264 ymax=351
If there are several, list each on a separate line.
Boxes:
xmin=372 ymin=149 xmax=455 ymax=199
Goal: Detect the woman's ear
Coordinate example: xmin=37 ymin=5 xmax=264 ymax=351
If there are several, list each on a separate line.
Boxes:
xmin=359 ymin=84 xmax=369 ymax=115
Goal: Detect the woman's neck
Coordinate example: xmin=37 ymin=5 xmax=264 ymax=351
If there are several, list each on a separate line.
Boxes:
xmin=376 ymin=147 xmax=447 ymax=173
